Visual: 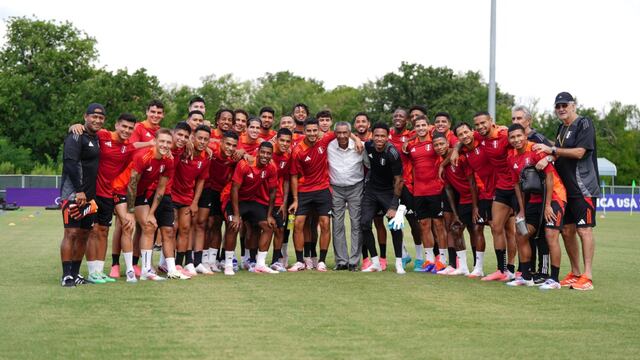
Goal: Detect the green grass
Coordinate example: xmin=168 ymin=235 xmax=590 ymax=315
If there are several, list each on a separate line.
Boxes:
xmin=0 ymin=208 xmax=639 ymax=359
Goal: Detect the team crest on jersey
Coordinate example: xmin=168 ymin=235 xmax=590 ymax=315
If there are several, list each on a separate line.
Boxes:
xmin=261 ymin=171 xmax=266 ymax=179
xmin=474 ymin=148 xmax=480 ymax=155
xmin=566 ymin=131 xmax=572 ymax=139
xmin=493 ymin=140 xmax=498 ymax=148
xmin=105 ymin=141 xmax=112 ymax=147
xmin=451 ymin=165 xmax=457 ymax=173
xmin=304 ymin=156 xmax=311 ymax=162
xmin=197 ymin=161 xmax=202 ymax=169
xmin=318 ymin=147 xmax=324 ymax=154
xmin=426 ymin=144 xmax=432 ymax=151
xmin=160 ymin=165 xmax=165 ymax=173
xmin=481 ymin=140 xmax=485 ymax=146
xmin=380 ymin=158 xmax=386 ymax=166
xmin=121 ymin=146 xmax=127 ymax=154
xmin=279 ymin=161 xmax=286 ymax=169
xmin=525 ymin=158 xmax=531 ymax=166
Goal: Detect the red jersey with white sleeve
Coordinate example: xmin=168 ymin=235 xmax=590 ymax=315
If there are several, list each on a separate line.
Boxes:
xmin=96 ymin=130 xmax=136 ymax=198
xmin=461 ymin=138 xmax=495 ymax=200
xmin=271 ymin=143 xmax=291 ymax=207
xmin=150 ymin=147 xmax=184 ymax=196
xmin=508 ymin=142 xmax=567 ymax=204
xmin=171 ymin=149 xmax=210 ymax=206
xmin=205 ymin=142 xmax=237 ymax=192
xmin=389 ymin=128 xmax=415 ymax=193
xmin=407 ymin=138 xmax=443 ymax=196
xmin=439 ymin=154 xmax=475 ymax=205
xmin=290 ymin=132 xmax=337 ymax=193
xmin=475 ymin=127 xmax=515 ymax=191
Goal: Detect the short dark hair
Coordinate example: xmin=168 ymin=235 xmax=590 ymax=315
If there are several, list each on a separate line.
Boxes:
xmin=353 ymin=112 xmax=369 ymax=122
xmin=248 ymin=117 xmax=262 ymax=127
xmin=259 ymin=141 xmax=274 ymax=150
xmin=147 ymin=99 xmax=164 ymax=111
xmin=174 ymin=121 xmax=192 ymax=134
xmin=413 ymin=115 xmax=429 ymax=124
xmin=454 ymin=122 xmax=473 ymax=136
xmin=195 ymin=125 xmax=211 ymax=134
xmin=117 ymin=113 xmax=137 ymax=124
xmin=259 ymin=106 xmax=275 ymax=116
xmin=304 ymin=118 xmax=319 ymax=128
xmin=292 ymin=103 xmax=310 ymax=115
xmin=474 ymin=111 xmax=491 ymax=118
xmin=432 ymin=131 xmax=447 ymax=141
xmin=189 ymin=96 xmax=205 ymax=106
xmin=223 ymin=130 xmax=239 ymax=140
xmin=188 ymin=110 xmax=204 ymax=118
xmin=372 ymin=122 xmax=390 ymax=134
xmin=508 ymin=123 xmax=525 ymax=133
xmin=277 ymin=128 xmax=293 ymax=138
xmin=409 ymin=105 xmax=428 ymax=115
xmin=234 ymin=109 xmax=249 ymax=120
xmin=156 ymin=128 xmax=172 ymax=138
xmin=434 ymin=111 xmax=452 ymax=122
xmin=316 ymin=110 xmax=332 ymax=119
xmin=215 ymin=108 xmax=234 ymax=121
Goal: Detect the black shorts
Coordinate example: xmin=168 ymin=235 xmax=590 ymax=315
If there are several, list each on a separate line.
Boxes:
xmin=95 ymin=196 xmax=115 ymax=226
xmin=494 ymin=188 xmax=518 ymax=211
xmin=61 ymin=199 xmax=96 ymax=229
xmin=225 ymin=201 xmax=268 ymax=226
xmin=400 ymin=186 xmax=416 ymax=216
xmin=296 ymin=188 xmax=332 ymax=216
xmin=173 ymin=201 xmax=189 ymax=209
xmin=442 ymin=189 xmax=456 ymax=213
xmin=199 ymin=188 xmax=223 ymax=216
xmin=135 ymin=193 xmax=175 ymax=228
xmin=272 ymin=207 xmax=286 ymax=228
xmin=477 ymin=199 xmax=492 ymax=225
xmin=415 ymin=195 xmax=444 ymax=220
xmin=544 ymin=200 xmax=566 ymax=230
xmin=457 ymin=203 xmax=473 ymax=228
xmin=563 ymin=196 xmax=596 ymax=228
xmin=360 ymin=188 xmax=395 ymax=226
xmin=525 ymin=202 xmax=543 ymax=227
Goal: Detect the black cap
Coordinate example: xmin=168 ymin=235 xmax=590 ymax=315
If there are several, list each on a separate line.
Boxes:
xmin=86 ymin=103 xmax=106 ymax=115
xmin=554 ymin=92 xmax=574 ymax=105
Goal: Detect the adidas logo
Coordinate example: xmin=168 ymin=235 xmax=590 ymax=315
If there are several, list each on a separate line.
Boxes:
xmin=88 ymin=141 xmax=94 ymax=147
xmin=105 ymin=141 xmax=112 ymax=147
xmin=546 ymin=221 xmax=554 ymax=226
xmin=146 ymin=132 xmax=151 ymax=138
xmin=577 ymin=219 xmax=586 ymax=225
xmin=304 ymin=156 xmax=311 ymax=162
xmin=411 ymin=148 xmax=416 ymax=153
xmin=146 ymin=166 xmax=153 ymax=172
xmin=513 ymin=163 xmax=519 ymax=169
xmin=247 ymin=173 xmax=254 ymax=179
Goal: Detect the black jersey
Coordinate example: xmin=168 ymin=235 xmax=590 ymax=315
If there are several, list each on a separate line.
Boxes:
xmin=554 ymin=116 xmax=600 ymax=198
xmin=364 ymin=141 xmax=403 ymax=191
xmin=528 ymin=129 xmax=552 ymax=146
xmin=60 ymin=132 xmax=100 ymax=200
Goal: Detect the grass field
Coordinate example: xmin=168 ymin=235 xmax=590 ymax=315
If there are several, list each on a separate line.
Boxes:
xmin=0 ymin=208 xmax=639 ymax=359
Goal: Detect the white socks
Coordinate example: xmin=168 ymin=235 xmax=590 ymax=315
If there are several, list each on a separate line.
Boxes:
xmin=123 ymin=252 xmax=134 ymax=274
xmin=211 ymin=248 xmax=219 ymax=265
xmin=159 ymin=251 xmax=166 ymax=267
xmin=415 ymin=244 xmax=424 ymax=260
xmin=166 ymin=257 xmax=176 ymax=273
xmin=281 ymin=243 xmax=288 ymax=257
xmin=475 ymin=251 xmax=485 ymax=271
xmin=141 ymin=249 xmax=153 ymax=273
xmin=225 ymin=251 xmax=234 ymax=268
xmin=256 ymin=251 xmax=268 ymax=267
xmin=456 ymin=250 xmax=469 ymax=272
xmin=439 ymin=249 xmax=447 ymax=265
xmin=202 ymin=250 xmax=210 ymax=265
xmin=425 ymin=248 xmax=435 ymax=263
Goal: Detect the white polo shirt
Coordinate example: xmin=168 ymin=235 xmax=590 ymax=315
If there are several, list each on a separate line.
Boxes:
xmin=328 ymin=138 xmax=364 ymax=187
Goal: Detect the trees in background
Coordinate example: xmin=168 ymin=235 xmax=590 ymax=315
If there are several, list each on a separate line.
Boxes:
xmin=0 ymin=17 xmax=638 ymax=184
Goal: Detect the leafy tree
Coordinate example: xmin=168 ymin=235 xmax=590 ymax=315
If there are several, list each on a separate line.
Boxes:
xmin=0 ymin=137 xmax=32 ymax=173
xmin=249 ymin=71 xmax=325 ymax=119
xmin=317 ymin=85 xmax=365 ymax=124
xmin=0 ymin=17 xmax=97 ymax=162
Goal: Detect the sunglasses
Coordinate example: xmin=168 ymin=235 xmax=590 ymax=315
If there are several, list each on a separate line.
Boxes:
xmin=555 ymin=103 xmax=570 ymax=110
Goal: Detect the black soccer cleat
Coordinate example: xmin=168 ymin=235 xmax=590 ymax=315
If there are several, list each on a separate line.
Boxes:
xmin=74 ymin=274 xmax=95 ymax=285
xmin=61 ymin=275 xmax=76 ymax=287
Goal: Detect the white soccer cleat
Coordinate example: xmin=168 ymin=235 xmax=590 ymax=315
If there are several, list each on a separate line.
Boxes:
xmin=255 ymin=265 xmax=279 ymax=274
xmin=303 ymin=257 xmax=314 ymax=270
xmin=167 ymin=270 xmax=191 ymax=280
xmin=270 ymin=262 xmax=287 ymax=273
xmin=396 ymin=266 xmax=406 ymax=275
xmin=362 ymin=263 xmax=382 ymax=272
xmin=316 ymin=261 xmax=328 ymax=272
xmin=437 ymin=266 xmax=456 ymax=275
xmin=450 ymin=267 xmax=470 ymax=276
xmin=195 ymin=263 xmax=213 ymax=275
xmin=209 ymin=262 xmax=222 ymax=273
xmin=287 ymin=262 xmax=306 ymax=272
xmin=184 ymin=263 xmax=198 ymax=276
xmin=224 ymin=266 xmax=235 ymax=276
xmin=140 ymin=271 xmax=165 ymax=281
xmin=467 ymin=268 xmax=485 ymax=278
xmin=506 ymin=277 xmax=534 ymax=287
xmin=125 ymin=270 xmax=137 ymax=283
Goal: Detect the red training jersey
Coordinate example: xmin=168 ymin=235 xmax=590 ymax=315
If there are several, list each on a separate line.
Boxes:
xmin=389 ymin=128 xmax=415 ymax=193
xmin=96 ymin=130 xmax=135 ymax=198
xmin=271 ymin=144 xmax=291 ymax=206
xmin=171 ymin=149 xmax=210 ymax=206
xmin=290 ymin=132 xmax=336 ymax=193
xmin=461 ymin=138 xmax=495 ymax=200
xmin=440 ymin=154 xmax=475 ymax=205
xmin=475 ymin=127 xmax=515 ymax=191
xmin=507 ymin=142 xmax=567 ymax=204
xmin=205 ymin=142 xmax=238 ymax=192
xmin=407 ymin=138 xmax=443 ymax=196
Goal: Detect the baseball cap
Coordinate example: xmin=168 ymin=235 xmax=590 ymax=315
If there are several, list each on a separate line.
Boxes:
xmin=554 ymin=92 xmax=574 ymax=105
xmin=86 ymin=103 xmax=106 ymax=115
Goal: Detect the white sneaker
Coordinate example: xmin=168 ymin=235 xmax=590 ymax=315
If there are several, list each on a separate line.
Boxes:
xmin=242 ymin=256 xmax=251 ymax=270
xmin=195 ymin=263 xmax=213 ymax=275
xmin=126 ymin=270 xmax=137 ymax=283
xmin=184 ymin=263 xmax=197 ymax=276
xmin=437 ymin=266 xmax=456 ymax=275
xmin=506 ymin=276 xmax=534 ymax=287
xmin=311 ymin=257 xmax=319 ymax=269
xmin=316 ymin=261 xmax=328 ymax=272
xmin=506 ymin=270 xmax=516 ymax=281
xmin=255 ymin=265 xmax=279 ymax=274
xmin=140 ymin=271 xmax=165 ymax=281
xmin=467 ymin=268 xmax=485 ymax=278
xmin=167 ymin=270 xmax=191 ymax=280
xmin=224 ymin=266 xmax=235 ymax=276
xmin=362 ymin=263 xmax=382 ymax=272
xmin=281 ymin=255 xmax=289 ymax=267
xmin=209 ymin=262 xmax=222 ymax=273
xmin=451 ymin=267 xmax=470 ymax=276
xmin=396 ymin=266 xmax=406 ymax=275
xmin=303 ymin=257 xmax=314 ymax=270
xmin=288 ymin=262 xmax=306 ymax=272
xmin=539 ymin=278 xmax=561 ymax=290
xmin=270 ymin=262 xmax=287 ymax=272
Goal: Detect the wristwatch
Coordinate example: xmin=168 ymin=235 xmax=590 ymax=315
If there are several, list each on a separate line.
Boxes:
xmin=551 ymin=146 xmax=557 ymax=155
xmin=546 ymin=155 xmax=553 ymax=163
